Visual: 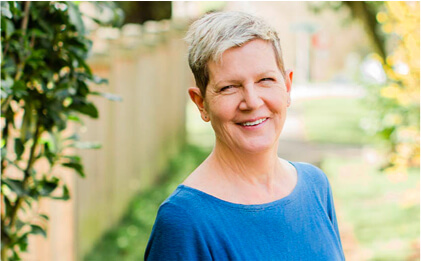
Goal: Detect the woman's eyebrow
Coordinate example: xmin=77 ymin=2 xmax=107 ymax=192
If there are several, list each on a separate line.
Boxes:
xmin=212 ymin=79 xmax=242 ymax=87
xmin=257 ymin=70 xmax=277 ymax=76
xmin=211 ymin=70 xmax=278 ymax=87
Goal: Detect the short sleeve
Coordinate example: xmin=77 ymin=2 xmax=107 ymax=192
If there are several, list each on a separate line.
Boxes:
xmin=144 ymin=202 xmax=212 ymax=261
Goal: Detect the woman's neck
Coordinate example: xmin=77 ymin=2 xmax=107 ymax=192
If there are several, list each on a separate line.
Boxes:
xmin=209 ymin=139 xmax=282 ymax=189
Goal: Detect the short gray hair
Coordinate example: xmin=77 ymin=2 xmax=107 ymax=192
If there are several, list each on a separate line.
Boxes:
xmin=185 ymin=11 xmax=287 ymax=96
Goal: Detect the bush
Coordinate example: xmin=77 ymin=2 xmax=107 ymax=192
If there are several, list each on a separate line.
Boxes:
xmin=1 ymin=2 xmax=122 ymax=259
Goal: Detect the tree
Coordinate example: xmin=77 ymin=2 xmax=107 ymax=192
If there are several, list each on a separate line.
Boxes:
xmin=310 ymin=1 xmax=420 ymax=176
xmin=1 ymin=2 xmax=122 ymax=259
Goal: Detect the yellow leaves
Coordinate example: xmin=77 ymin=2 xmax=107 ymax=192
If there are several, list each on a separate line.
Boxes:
xmin=372 ymin=2 xmax=420 ymax=176
xmin=386 ymin=1 xmax=419 ymax=22
xmin=379 ymin=82 xmax=418 ymax=105
xmin=376 ymin=12 xmax=388 ymax=23
xmin=380 ymin=84 xmax=401 ymax=99
xmin=381 ymin=23 xmax=393 ymax=34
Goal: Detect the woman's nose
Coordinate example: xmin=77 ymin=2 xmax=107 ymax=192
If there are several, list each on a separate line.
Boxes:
xmin=239 ymin=84 xmax=263 ymax=111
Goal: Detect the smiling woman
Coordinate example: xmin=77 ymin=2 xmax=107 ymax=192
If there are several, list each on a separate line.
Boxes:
xmin=195 ymin=39 xmax=291 ymax=155
xmin=145 ymin=11 xmax=345 ymax=260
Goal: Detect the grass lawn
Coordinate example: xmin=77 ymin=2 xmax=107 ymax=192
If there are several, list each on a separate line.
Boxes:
xmin=322 ymin=156 xmax=420 ymax=260
xmin=300 ymin=97 xmax=374 ymax=145
xmin=302 ymin=96 xmax=419 ymax=260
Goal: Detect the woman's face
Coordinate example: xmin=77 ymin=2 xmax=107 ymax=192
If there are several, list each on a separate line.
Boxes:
xmin=189 ymin=39 xmax=292 ymax=154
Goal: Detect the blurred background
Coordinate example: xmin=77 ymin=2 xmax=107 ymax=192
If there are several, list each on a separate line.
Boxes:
xmin=10 ymin=1 xmax=419 ymax=260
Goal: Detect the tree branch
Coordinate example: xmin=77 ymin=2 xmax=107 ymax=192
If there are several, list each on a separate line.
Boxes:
xmin=8 ymin=118 xmax=41 ymax=230
xmin=344 ymin=1 xmax=387 ymax=60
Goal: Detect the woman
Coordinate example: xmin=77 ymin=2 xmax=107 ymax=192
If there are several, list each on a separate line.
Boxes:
xmin=145 ymin=11 xmax=344 ymax=261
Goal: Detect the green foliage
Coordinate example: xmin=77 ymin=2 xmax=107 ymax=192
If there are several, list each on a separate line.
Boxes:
xmin=1 ymin=2 xmax=123 ymax=260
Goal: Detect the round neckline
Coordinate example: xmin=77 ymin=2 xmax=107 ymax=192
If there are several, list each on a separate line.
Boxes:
xmin=177 ymin=161 xmax=302 ymax=210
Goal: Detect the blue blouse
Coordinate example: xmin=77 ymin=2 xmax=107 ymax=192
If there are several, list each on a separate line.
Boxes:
xmin=145 ymin=162 xmax=345 ymax=260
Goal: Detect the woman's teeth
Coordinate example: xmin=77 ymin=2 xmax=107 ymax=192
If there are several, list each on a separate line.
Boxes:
xmin=241 ymin=118 xmax=267 ymax=126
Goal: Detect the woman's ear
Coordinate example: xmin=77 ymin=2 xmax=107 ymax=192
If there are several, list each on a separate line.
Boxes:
xmin=285 ymin=69 xmax=293 ymax=93
xmin=188 ymin=87 xmax=210 ymax=122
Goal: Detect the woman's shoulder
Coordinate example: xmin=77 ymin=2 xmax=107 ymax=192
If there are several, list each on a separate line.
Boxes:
xmin=157 ymin=185 xmax=207 ymax=219
xmin=291 ymin=161 xmax=330 ymax=188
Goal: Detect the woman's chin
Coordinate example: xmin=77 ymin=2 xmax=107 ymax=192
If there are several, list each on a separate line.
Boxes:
xmin=235 ymin=139 xmax=277 ymax=154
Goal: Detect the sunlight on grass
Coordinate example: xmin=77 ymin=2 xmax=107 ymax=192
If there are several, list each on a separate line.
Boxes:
xmin=301 ymin=97 xmax=374 ymax=145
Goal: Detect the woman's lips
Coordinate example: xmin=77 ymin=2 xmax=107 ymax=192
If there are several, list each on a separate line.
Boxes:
xmin=237 ymin=117 xmax=269 ymax=127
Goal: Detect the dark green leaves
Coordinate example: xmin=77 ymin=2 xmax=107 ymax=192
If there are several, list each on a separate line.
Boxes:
xmin=70 ymin=101 xmax=99 ymax=118
xmin=14 ymin=138 xmax=24 ymax=159
xmin=38 ymin=176 xmax=59 ymax=197
xmin=1 ymin=1 xmax=122 ymax=259
xmin=62 ymin=155 xmax=85 ymax=177
xmin=30 ymin=225 xmax=47 ymax=237
xmin=3 ymin=179 xmax=25 ymax=196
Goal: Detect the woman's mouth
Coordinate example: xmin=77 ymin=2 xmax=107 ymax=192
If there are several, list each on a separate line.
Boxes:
xmin=238 ymin=117 xmax=268 ymax=127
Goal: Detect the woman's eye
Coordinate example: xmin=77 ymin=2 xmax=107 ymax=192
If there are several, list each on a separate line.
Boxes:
xmin=220 ymin=85 xmax=234 ymax=92
xmin=260 ymin=78 xmax=274 ymax=82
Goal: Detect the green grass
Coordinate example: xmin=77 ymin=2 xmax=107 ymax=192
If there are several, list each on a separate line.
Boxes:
xmin=322 ymin=156 xmax=420 ymax=260
xmin=83 ymin=145 xmax=210 ymax=261
xmin=300 ymin=97 xmax=374 ymax=145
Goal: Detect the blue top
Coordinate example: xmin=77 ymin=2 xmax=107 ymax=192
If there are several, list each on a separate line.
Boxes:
xmin=145 ymin=162 xmax=345 ymax=261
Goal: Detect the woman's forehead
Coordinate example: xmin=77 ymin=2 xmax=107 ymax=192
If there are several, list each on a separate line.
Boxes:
xmin=207 ymin=40 xmax=280 ymax=83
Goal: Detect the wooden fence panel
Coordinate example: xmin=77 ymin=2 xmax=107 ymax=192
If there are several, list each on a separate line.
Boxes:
xmin=26 ymin=21 xmax=191 ymax=260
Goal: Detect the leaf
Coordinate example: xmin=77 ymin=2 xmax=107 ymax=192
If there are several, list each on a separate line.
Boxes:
xmin=91 ymin=91 xmax=122 ymax=102
xmin=43 ymin=142 xmax=56 ymax=165
xmin=11 ymin=249 xmax=21 ymax=261
xmin=72 ymin=141 xmax=102 ymax=149
xmin=28 ymin=28 xmax=46 ymax=38
xmin=62 ymin=162 xmax=85 ymax=177
xmin=71 ymin=102 xmax=99 ymax=118
xmin=16 ymin=233 xmax=29 ymax=251
xmin=4 ymin=195 xmax=13 ymax=216
xmin=15 ymin=219 xmax=26 ymax=231
xmin=39 ymin=177 xmax=59 ymax=197
xmin=3 ymin=178 xmax=25 ymax=196
xmin=14 ymin=138 xmax=24 ymax=160
xmin=68 ymin=114 xmax=83 ymax=124
xmin=39 ymin=214 xmax=49 ymax=221
xmin=52 ymin=184 xmax=70 ymax=200
xmin=0 ymin=2 xmax=12 ymax=19
xmin=1 ymin=76 xmax=14 ymax=97
xmin=64 ymin=133 xmax=80 ymax=141
xmin=91 ymin=75 xmax=108 ymax=85
xmin=62 ymin=155 xmax=81 ymax=163
xmin=5 ymin=19 xmax=15 ymax=39
xmin=67 ymin=2 xmax=85 ymax=36
xmin=30 ymin=225 xmax=47 ymax=238
xmin=12 ymin=80 xmax=27 ymax=98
